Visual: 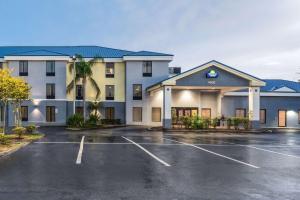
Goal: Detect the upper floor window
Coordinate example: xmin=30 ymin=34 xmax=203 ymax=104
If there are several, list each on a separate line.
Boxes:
xmin=46 ymin=61 xmax=55 ymax=76
xmin=106 ymin=63 xmax=114 ymax=78
xmin=133 ymin=84 xmax=142 ymax=100
xmin=143 ymin=61 xmax=152 ymax=77
xmin=0 ymin=62 xmax=3 ymax=69
xmin=105 ymin=85 xmax=115 ymax=100
xmin=46 ymin=83 xmax=55 ymax=99
xmin=76 ymin=85 xmax=83 ymax=100
xmin=19 ymin=61 xmax=28 ymax=76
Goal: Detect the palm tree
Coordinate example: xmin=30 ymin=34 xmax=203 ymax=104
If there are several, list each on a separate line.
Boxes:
xmin=67 ymin=55 xmax=101 ymax=121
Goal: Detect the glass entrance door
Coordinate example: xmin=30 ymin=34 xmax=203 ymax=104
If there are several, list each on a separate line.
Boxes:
xmin=172 ymin=107 xmax=198 ymax=123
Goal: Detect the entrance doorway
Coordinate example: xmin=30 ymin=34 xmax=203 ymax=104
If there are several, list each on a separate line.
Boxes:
xmin=201 ymin=108 xmax=211 ymax=119
xmin=278 ymin=110 xmax=287 ymax=127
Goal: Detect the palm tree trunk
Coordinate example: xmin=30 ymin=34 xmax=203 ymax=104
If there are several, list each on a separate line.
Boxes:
xmin=83 ymin=77 xmax=87 ymax=122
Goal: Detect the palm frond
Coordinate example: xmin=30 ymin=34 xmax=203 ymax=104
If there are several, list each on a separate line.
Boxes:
xmin=66 ymin=76 xmax=81 ymax=94
xmin=89 ymin=77 xmax=101 ymax=100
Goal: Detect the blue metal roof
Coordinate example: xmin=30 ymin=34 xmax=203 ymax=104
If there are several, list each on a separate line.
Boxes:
xmin=262 ymin=79 xmax=300 ymax=92
xmin=0 ymin=46 xmax=172 ymax=58
xmin=125 ymin=50 xmax=173 ymax=56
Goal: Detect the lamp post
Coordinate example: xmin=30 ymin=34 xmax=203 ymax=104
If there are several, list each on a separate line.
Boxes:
xmin=72 ymin=55 xmax=76 ymax=115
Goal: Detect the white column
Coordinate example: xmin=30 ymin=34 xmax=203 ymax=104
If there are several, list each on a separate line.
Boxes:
xmin=248 ymin=87 xmax=260 ymax=129
xmin=163 ymin=86 xmax=172 ymax=129
xmin=217 ymin=92 xmax=223 ymax=117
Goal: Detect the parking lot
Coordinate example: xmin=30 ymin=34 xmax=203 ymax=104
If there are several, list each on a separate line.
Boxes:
xmin=0 ymin=127 xmax=300 ymax=200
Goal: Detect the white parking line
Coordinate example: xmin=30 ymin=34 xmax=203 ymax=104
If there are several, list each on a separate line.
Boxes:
xmin=164 ymin=138 xmax=259 ymax=169
xmin=122 ymin=136 xmax=171 ymax=167
xmin=76 ymin=136 xmax=85 ymax=165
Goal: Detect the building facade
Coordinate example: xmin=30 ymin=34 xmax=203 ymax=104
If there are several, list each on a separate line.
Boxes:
xmin=0 ymin=46 xmax=299 ymax=129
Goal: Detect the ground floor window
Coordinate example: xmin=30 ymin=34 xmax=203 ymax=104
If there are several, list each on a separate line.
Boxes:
xmin=132 ymin=107 xmax=142 ymax=122
xmin=260 ymin=109 xmax=266 ymax=124
xmin=201 ymin=108 xmax=211 ymax=119
xmin=46 ymin=106 xmax=55 ymax=122
xmin=235 ymin=108 xmax=246 ymax=118
xmin=105 ymin=107 xmax=115 ymax=120
xmin=0 ymin=106 xmax=3 ymax=122
xmin=152 ymin=107 xmax=161 ymax=122
xmin=76 ymin=106 xmax=83 ymax=116
xmin=278 ymin=110 xmax=286 ymax=127
xmin=21 ymin=106 xmax=28 ymax=121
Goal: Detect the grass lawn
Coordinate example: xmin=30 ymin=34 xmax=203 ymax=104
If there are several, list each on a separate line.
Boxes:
xmin=0 ymin=133 xmax=44 ymax=155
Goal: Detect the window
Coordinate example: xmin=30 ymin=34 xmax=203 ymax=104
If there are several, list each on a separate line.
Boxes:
xmin=106 ymin=63 xmax=114 ymax=78
xmin=132 ymin=107 xmax=142 ymax=122
xmin=21 ymin=106 xmax=28 ymax=121
xmin=133 ymin=84 xmax=142 ymax=100
xmin=0 ymin=62 xmax=3 ymax=69
xmin=201 ymin=108 xmax=211 ymax=119
xmin=152 ymin=107 xmax=161 ymax=122
xmin=46 ymin=61 xmax=55 ymax=76
xmin=46 ymin=84 xmax=55 ymax=99
xmin=0 ymin=106 xmax=3 ymax=122
xmin=46 ymin=106 xmax=55 ymax=122
xmin=235 ymin=108 xmax=246 ymax=118
xmin=76 ymin=106 xmax=83 ymax=116
xmin=76 ymin=85 xmax=83 ymax=100
xmin=143 ymin=61 xmax=152 ymax=77
xmin=105 ymin=85 xmax=114 ymax=100
xmin=19 ymin=61 xmax=28 ymax=76
xmin=105 ymin=107 xmax=115 ymax=120
xmin=260 ymin=109 xmax=266 ymax=124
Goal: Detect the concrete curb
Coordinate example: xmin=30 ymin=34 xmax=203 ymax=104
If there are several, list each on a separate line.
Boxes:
xmin=0 ymin=142 xmax=30 ymax=158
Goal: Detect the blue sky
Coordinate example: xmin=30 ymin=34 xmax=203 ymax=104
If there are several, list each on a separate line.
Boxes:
xmin=1 ymin=0 xmax=300 ymax=81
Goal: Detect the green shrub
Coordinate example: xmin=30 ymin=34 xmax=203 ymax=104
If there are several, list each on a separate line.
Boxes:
xmin=211 ymin=117 xmax=219 ymax=129
xmin=0 ymin=135 xmax=11 ymax=145
xmin=232 ymin=117 xmax=242 ymax=130
xmin=67 ymin=114 xmax=84 ymax=128
xmin=86 ymin=113 xmax=101 ymax=126
xmin=203 ymin=118 xmax=210 ymax=129
xmin=241 ymin=118 xmax=250 ymax=130
xmin=191 ymin=116 xmax=203 ymax=129
xmin=12 ymin=127 xmax=26 ymax=139
xmin=0 ymin=128 xmax=3 ymax=134
xmin=227 ymin=118 xmax=232 ymax=129
xmin=181 ymin=116 xmax=192 ymax=129
xmin=26 ymin=124 xmax=36 ymax=134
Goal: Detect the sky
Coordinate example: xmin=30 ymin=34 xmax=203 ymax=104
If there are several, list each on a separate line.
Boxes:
xmin=0 ymin=0 xmax=300 ymax=81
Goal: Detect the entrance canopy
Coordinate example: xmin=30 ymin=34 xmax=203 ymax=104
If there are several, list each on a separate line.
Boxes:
xmin=147 ymin=60 xmax=265 ymax=93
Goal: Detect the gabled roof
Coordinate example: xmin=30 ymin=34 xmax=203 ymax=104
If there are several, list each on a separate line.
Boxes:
xmin=147 ymin=60 xmax=265 ymax=91
xmin=261 ymin=79 xmax=300 ymax=92
xmin=0 ymin=46 xmax=172 ymax=58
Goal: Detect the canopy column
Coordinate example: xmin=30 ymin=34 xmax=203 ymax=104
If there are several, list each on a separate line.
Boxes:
xmin=248 ymin=87 xmax=260 ymax=129
xmin=163 ymin=86 xmax=172 ymax=129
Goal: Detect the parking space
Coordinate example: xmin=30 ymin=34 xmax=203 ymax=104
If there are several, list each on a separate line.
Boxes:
xmin=0 ymin=127 xmax=300 ymax=199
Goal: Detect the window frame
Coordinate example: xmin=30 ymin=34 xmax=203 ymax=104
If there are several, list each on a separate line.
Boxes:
xmin=105 ymin=107 xmax=115 ymax=120
xmin=105 ymin=85 xmax=115 ymax=100
xmin=142 ymin=61 xmax=152 ymax=77
xmin=19 ymin=61 xmax=28 ymax=76
xmin=133 ymin=84 xmax=142 ymax=100
xmin=152 ymin=107 xmax=161 ymax=122
xmin=132 ymin=107 xmax=142 ymax=122
xmin=46 ymin=61 xmax=55 ymax=76
xmin=235 ymin=108 xmax=246 ymax=118
xmin=21 ymin=106 xmax=28 ymax=122
xmin=46 ymin=106 xmax=56 ymax=122
xmin=76 ymin=85 xmax=83 ymax=100
xmin=105 ymin=63 xmax=115 ymax=78
xmin=260 ymin=109 xmax=266 ymax=124
xmin=46 ymin=83 xmax=55 ymax=99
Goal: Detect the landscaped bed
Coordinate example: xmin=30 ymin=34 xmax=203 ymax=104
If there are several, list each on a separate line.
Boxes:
xmin=0 ymin=133 xmax=44 ymax=156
